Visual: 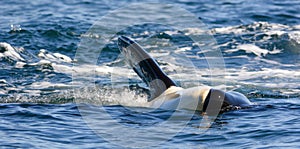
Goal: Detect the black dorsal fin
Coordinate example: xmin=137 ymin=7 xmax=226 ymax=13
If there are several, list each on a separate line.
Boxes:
xmin=117 ymin=36 xmax=177 ymax=101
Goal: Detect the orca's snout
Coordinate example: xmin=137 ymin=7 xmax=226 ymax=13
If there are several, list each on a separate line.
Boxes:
xmin=118 ymin=35 xmax=135 ymax=48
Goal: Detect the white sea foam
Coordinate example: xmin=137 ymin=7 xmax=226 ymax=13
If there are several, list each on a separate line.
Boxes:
xmin=183 ymin=27 xmax=208 ymax=35
xmin=38 ymin=49 xmax=73 ymax=63
xmin=174 ymin=47 xmax=192 ymax=53
xmin=236 ymin=44 xmax=281 ymax=57
xmin=225 ymin=67 xmax=300 ymax=91
xmin=0 ymin=42 xmax=25 ymax=61
xmin=29 ymin=81 xmax=73 ymax=89
xmin=213 ymin=22 xmax=291 ymax=35
xmin=73 ymin=86 xmax=150 ymax=107
xmin=15 ymin=61 xmax=27 ymax=68
xmin=289 ymin=31 xmax=300 ymax=44
xmin=164 ymin=30 xmax=179 ymax=36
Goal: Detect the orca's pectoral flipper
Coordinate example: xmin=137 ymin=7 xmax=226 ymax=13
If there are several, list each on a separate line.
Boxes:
xmin=117 ymin=36 xmax=177 ymax=101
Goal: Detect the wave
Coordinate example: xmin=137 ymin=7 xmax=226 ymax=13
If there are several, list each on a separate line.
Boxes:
xmin=212 ymin=22 xmax=300 ymax=56
xmin=0 ymin=21 xmax=299 ymax=103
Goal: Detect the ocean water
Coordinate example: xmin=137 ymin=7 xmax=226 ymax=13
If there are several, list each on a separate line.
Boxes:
xmin=1 ymin=0 xmax=300 ymax=148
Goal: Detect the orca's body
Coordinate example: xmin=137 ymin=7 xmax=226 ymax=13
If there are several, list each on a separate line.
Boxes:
xmin=118 ymin=36 xmax=251 ymax=113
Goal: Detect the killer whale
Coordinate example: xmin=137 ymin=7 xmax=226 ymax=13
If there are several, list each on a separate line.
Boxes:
xmin=117 ymin=36 xmax=251 ymax=113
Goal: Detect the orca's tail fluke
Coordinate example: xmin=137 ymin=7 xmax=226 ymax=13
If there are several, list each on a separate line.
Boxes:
xmin=117 ymin=36 xmax=177 ymax=101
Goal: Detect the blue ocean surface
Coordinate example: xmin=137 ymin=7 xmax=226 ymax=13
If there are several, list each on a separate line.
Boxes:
xmin=1 ymin=0 xmax=300 ymax=148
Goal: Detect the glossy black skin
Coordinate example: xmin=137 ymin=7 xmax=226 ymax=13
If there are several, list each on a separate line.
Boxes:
xmin=118 ymin=36 xmax=252 ymax=113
